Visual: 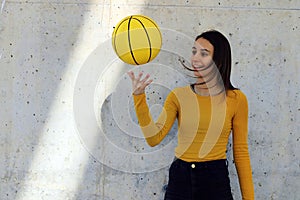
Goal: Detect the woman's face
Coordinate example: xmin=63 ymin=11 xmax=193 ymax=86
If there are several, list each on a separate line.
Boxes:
xmin=191 ymin=37 xmax=214 ymax=78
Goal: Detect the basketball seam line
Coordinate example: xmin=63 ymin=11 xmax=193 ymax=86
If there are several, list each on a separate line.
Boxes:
xmin=128 ymin=16 xmax=140 ymax=65
xmin=132 ymin=17 xmax=152 ymax=63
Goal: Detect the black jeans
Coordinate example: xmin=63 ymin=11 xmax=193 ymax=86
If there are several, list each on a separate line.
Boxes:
xmin=164 ymin=158 xmax=233 ymax=200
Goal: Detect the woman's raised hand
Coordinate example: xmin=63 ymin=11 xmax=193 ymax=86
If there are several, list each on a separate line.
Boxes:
xmin=127 ymin=71 xmax=153 ymax=95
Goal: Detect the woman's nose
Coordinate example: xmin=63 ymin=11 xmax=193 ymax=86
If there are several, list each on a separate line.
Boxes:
xmin=192 ymin=53 xmax=203 ymax=62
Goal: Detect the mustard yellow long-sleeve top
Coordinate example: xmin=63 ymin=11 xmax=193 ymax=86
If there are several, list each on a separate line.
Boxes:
xmin=133 ymin=85 xmax=254 ymax=200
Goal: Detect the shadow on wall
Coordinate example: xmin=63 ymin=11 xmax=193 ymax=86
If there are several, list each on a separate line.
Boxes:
xmin=73 ymin=37 xmax=176 ymax=200
xmin=72 ymin=4 xmax=184 ymax=200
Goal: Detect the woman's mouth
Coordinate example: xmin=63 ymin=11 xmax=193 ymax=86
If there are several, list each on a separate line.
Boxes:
xmin=192 ymin=64 xmax=211 ymax=72
xmin=192 ymin=65 xmax=204 ymax=71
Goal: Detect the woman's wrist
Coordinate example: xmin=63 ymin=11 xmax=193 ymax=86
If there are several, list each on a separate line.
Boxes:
xmin=133 ymin=92 xmax=145 ymax=96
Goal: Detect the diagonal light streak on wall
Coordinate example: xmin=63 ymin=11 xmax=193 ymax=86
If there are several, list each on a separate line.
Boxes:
xmin=14 ymin=1 xmax=115 ymax=199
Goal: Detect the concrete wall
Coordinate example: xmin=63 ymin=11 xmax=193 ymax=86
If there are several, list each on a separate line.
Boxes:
xmin=0 ymin=0 xmax=299 ymax=199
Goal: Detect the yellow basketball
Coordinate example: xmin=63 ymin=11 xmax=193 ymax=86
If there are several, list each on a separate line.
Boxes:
xmin=112 ymin=15 xmax=162 ymax=65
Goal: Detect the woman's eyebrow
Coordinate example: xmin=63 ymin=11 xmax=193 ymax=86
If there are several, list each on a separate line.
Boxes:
xmin=192 ymin=46 xmax=210 ymax=52
xmin=200 ymin=48 xmax=210 ymax=52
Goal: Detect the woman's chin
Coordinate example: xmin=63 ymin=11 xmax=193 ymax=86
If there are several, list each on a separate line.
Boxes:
xmin=194 ymin=72 xmax=204 ymax=78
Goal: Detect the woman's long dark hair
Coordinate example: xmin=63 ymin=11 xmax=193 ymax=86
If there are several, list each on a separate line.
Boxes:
xmin=195 ymin=30 xmax=238 ymax=90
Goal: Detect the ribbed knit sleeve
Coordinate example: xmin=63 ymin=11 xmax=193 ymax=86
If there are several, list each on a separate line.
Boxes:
xmin=232 ymin=91 xmax=255 ymax=200
xmin=133 ymin=92 xmax=178 ymax=147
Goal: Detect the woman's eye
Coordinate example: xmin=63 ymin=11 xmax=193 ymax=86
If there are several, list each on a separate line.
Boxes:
xmin=201 ymin=52 xmax=208 ymax=57
xmin=192 ymin=50 xmax=197 ymax=55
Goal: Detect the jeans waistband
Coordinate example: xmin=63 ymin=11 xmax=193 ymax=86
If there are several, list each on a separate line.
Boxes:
xmin=173 ymin=158 xmax=228 ymax=169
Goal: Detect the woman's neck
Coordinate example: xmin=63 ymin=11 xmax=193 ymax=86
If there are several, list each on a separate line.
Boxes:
xmin=193 ymin=77 xmax=224 ymax=96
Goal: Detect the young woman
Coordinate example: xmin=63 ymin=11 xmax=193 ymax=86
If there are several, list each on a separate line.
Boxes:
xmin=127 ymin=30 xmax=254 ymax=200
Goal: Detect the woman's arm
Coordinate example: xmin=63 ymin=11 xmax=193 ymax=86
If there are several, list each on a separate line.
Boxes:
xmin=133 ymin=91 xmax=178 ymax=146
xmin=232 ymin=91 xmax=255 ymax=200
xmin=128 ymin=71 xmax=178 ymax=147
